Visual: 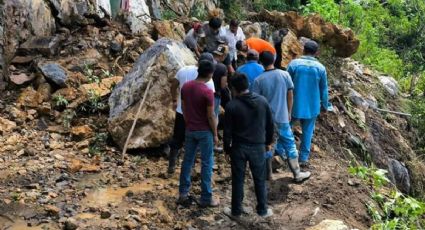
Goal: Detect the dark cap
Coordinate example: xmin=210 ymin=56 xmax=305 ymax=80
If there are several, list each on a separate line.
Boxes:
xmin=199 ymin=52 xmax=214 ymax=62
xmin=212 ymin=44 xmax=229 ymax=56
xmin=304 ymin=40 xmax=319 ymax=54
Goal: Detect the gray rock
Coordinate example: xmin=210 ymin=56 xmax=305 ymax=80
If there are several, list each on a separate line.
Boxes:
xmin=379 ymin=76 xmax=399 ymax=96
xmin=108 ymin=38 xmax=197 ymax=149
xmin=39 ymin=63 xmax=67 ymax=88
xmin=63 ymin=218 xmax=79 ymax=230
xmin=348 ymin=88 xmax=369 ymax=110
xmin=388 ymin=159 xmax=411 ymax=194
xmin=18 ymin=36 xmax=62 ymax=57
xmin=100 ymin=210 xmax=112 ymax=219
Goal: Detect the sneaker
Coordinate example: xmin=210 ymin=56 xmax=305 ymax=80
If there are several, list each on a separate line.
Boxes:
xmin=259 ymin=208 xmax=273 ymax=218
xmin=199 ymin=197 xmax=220 ymax=208
xmin=223 ymin=207 xmax=241 ymax=218
xmin=214 ymin=146 xmax=224 ymax=153
xmin=176 ymin=196 xmax=192 ymax=207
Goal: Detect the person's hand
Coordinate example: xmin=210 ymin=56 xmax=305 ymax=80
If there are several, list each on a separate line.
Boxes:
xmin=266 ymin=145 xmax=272 ymax=151
xmin=288 ymin=114 xmax=292 ymax=122
xmin=214 ymin=135 xmax=219 ymax=145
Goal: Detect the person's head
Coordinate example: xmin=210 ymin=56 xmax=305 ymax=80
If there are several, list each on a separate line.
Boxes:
xmin=212 ymin=44 xmax=228 ymax=62
xmin=236 ymin=40 xmax=248 ymax=52
xmin=199 ymin=52 xmax=215 ymax=63
xmin=193 ymin=22 xmax=205 ymax=38
xmin=229 ymin=19 xmax=240 ymax=34
xmin=246 ymin=49 xmax=259 ymax=61
xmin=303 ymin=40 xmax=319 ymax=56
xmin=259 ymin=51 xmax=275 ymax=68
xmin=209 ymin=17 xmax=222 ymax=34
xmin=197 ymin=60 xmax=215 ymax=80
xmin=230 ymin=72 xmax=249 ymax=95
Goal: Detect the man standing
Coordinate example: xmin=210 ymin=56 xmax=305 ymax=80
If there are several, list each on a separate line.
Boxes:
xmin=223 ymin=73 xmax=274 ymax=218
xmin=222 ymin=19 xmax=245 ymax=66
xmin=212 ymin=44 xmax=229 ymax=117
xmin=287 ymin=40 xmax=330 ymax=166
xmin=202 ymin=17 xmax=226 ymax=53
xmin=178 ymin=60 xmax=219 ymax=207
xmin=168 ymin=53 xmax=215 ymax=175
xmin=237 ymin=49 xmax=264 ymax=90
xmin=252 ymin=51 xmax=310 ymax=182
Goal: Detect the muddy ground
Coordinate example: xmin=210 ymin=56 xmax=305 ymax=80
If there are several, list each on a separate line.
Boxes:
xmin=0 ymin=88 xmax=373 ymax=230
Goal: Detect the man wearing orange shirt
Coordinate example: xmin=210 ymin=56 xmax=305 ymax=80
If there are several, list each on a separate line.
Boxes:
xmin=236 ymin=37 xmax=276 ymax=57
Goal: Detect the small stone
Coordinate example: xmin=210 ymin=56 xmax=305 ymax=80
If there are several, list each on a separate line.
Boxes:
xmin=38 ymin=63 xmax=68 ymax=88
xmin=64 ymin=218 xmax=79 ymax=230
xmin=71 ymin=125 xmax=93 ymax=141
xmin=100 ymin=210 xmax=112 ymax=219
xmin=10 ymin=73 xmax=35 ymax=85
xmin=45 ymin=205 xmax=60 ymax=217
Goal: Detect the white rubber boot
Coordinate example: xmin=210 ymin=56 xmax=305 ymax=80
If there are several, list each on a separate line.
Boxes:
xmin=288 ymin=158 xmax=311 ymax=182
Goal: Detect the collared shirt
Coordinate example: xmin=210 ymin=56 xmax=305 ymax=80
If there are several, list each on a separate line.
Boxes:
xmin=221 ymin=26 xmax=245 ymax=61
xmin=252 ymin=69 xmax=293 ymax=124
xmin=237 ymin=61 xmax=264 ymax=89
xmin=287 ymin=56 xmax=329 ymax=119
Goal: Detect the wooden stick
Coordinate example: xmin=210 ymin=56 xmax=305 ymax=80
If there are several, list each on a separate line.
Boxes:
xmin=121 ymin=79 xmax=153 ymax=160
xmin=372 ymin=107 xmax=412 ymax=117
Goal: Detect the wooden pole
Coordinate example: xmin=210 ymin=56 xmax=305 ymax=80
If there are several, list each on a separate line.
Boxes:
xmin=121 ymin=79 xmax=153 ymax=160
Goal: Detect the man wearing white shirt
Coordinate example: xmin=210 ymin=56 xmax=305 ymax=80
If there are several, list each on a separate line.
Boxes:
xmin=168 ymin=53 xmax=216 ymax=175
xmin=222 ymin=19 xmax=246 ymax=67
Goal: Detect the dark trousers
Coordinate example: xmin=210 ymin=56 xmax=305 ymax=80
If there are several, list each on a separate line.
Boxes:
xmin=170 ymin=112 xmax=185 ymax=150
xmin=230 ymin=143 xmax=268 ymax=216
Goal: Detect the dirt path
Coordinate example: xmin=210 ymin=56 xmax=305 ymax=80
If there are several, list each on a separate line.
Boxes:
xmin=0 ymin=130 xmax=372 ymax=230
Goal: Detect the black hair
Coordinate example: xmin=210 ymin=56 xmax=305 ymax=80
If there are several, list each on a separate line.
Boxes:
xmin=236 ymin=40 xmax=244 ymax=50
xmin=304 ymin=40 xmax=319 ymax=55
xmin=198 ymin=60 xmax=215 ymax=77
xmin=247 ymin=53 xmax=258 ymax=61
xmin=229 ymin=19 xmax=239 ymax=27
xmin=259 ymin=51 xmax=275 ymax=66
xmin=209 ymin=17 xmax=222 ymax=29
xmin=230 ymin=73 xmax=249 ymax=92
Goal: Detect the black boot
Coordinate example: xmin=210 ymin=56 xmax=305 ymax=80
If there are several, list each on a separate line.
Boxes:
xmin=167 ymin=148 xmax=179 ymax=174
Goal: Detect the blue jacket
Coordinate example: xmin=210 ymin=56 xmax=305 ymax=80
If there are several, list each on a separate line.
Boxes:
xmin=287 ymin=56 xmax=329 ymax=119
xmin=237 ymin=61 xmax=264 ymax=90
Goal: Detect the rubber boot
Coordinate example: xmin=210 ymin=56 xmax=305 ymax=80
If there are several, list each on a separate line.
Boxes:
xmin=167 ymin=148 xmax=179 ymax=174
xmin=287 ymin=158 xmax=311 ymax=182
xmin=266 ymin=158 xmax=273 ymax=181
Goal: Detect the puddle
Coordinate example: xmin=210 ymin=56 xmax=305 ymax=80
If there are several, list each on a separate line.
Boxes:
xmin=82 ymin=179 xmax=169 ymax=208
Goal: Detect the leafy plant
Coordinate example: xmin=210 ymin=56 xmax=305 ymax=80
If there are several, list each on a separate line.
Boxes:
xmin=81 ymin=89 xmax=106 ymax=114
xmin=52 ymin=95 xmax=69 ymax=108
xmin=88 ymin=132 xmax=108 ymax=156
xmin=349 ymin=164 xmax=425 ymax=229
xmin=62 ymin=109 xmax=76 ymax=129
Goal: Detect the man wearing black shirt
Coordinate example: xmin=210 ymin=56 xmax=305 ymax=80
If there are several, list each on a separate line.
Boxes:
xmin=223 ymin=73 xmax=274 ymax=218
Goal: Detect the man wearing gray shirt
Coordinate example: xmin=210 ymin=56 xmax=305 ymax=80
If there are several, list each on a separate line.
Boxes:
xmin=252 ymin=51 xmax=310 ymax=182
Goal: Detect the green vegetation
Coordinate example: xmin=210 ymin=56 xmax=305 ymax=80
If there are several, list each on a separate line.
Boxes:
xmin=52 ymin=94 xmax=69 ymax=108
xmin=88 ymin=132 xmax=109 ymax=156
xmin=61 ymin=109 xmax=76 ymax=129
xmin=80 ymin=89 xmax=107 ymax=114
xmin=349 ymin=165 xmax=425 ymax=229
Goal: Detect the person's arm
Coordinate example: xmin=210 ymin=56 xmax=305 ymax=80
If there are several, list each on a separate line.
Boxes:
xmin=319 ymin=68 xmax=329 ymax=110
xmin=251 ymin=79 xmax=260 ymax=94
xmin=287 ymin=89 xmax=293 ymax=121
xmin=206 ymin=91 xmax=218 ymax=143
xmin=223 ymin=104 xmax=233 ymax=154
xmin=265 ymin=103 xmax=274 ymax=149
xmin=170 ymin=78 xmax=179 ymax=110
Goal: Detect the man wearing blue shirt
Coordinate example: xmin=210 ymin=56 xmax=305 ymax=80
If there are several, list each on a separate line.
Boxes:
xmin=237 ymin=49 xmax=264 ymax=90
xmin=287 ymin=40 xmax=330 ymax=166
xmin=253 ymin=51 xmax=311 ymax=182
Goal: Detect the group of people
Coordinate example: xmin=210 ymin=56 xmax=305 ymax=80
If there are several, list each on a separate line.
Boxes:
xmin=168 ymin=16 xmax=331 ymax=218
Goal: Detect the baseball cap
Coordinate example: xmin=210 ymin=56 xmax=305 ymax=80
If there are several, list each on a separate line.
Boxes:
xmin=212 ymin=44 xmax=229 ymax=56
xmin=199 ymin=52 xmax=215 ymax=62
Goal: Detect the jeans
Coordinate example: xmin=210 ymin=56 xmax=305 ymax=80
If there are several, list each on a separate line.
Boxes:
xmin=275 ymin=123 xmax=298 ymax=160
xmin=179 ymin=131 xmax=214 ymax=203
xmin=214 ymin=95 xmax=221 ymax=118
xmin=230 ymin=143 xmax=268 ymax=216
xmin=292 ymin=118 xmax=316 ymax=162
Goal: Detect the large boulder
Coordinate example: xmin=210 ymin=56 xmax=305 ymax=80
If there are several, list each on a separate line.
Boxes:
xmin=250 ymin=10 xmax=360 ymax=57
xmin=124 ymin=0 xmax=151 ymax=34
xmin=108 ymin=38 xmax=197 ymax=149
xmin=280 ymin=30 xmax=303 ymax=68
